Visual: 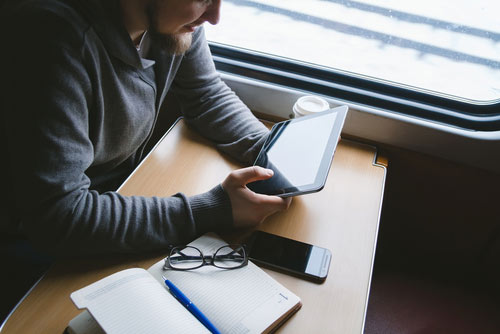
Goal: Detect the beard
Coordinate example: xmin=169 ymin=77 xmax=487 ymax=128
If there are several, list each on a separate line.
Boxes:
xmin=150 ymin=31 xmax=193 ymax=55
xmin=146 ymin=1 xmax=193 ymax=55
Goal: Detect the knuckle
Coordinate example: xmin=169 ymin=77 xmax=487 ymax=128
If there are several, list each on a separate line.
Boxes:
xmin=226 ymin=170 xmax=240 ymax=183
xmin=250 ymin=166 xmax=259 ymax=175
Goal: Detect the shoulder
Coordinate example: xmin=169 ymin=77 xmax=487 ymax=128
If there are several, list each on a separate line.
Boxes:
xmin=192 ymin=25 xmax=209 ymax=49
xmin=191 ymin=25 xmax=207 ymax=45
xmin=183 ymin=26 xmax=210 ymax=60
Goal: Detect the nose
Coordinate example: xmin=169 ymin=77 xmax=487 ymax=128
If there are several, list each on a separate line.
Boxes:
xmin=201 ymin=0 xmax=221 ymax=25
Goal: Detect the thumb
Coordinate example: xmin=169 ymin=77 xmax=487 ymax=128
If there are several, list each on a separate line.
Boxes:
xmin=229 ymin=166 xmax=274 ymax=186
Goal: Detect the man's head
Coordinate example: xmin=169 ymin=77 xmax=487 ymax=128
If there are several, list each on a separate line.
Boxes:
xmin=124 ymin=0 xmax=221 ymax=55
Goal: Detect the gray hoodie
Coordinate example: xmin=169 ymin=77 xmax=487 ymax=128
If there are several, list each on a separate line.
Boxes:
xmin=1 ymin=0 xmax=268 ymax=255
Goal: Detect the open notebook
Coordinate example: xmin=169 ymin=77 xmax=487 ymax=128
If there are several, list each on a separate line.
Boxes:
xmin=67 ymin=233 xmax=301 ymax=334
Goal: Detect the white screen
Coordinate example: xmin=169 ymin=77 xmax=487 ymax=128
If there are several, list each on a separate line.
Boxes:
xmin=266 ymin=112 xmax=337 ymax=185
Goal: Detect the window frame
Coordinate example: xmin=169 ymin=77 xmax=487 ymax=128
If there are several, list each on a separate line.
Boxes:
xmin=210 ymin=43 xmax=500 ymax=131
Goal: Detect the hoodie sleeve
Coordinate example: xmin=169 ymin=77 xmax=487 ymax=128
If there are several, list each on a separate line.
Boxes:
xmin=171 ymin=27 xmax=269 ymax=165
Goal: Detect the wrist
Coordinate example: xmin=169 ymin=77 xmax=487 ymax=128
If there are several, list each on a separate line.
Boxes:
xmin=189 ymin=184 xmax=233 ymax=233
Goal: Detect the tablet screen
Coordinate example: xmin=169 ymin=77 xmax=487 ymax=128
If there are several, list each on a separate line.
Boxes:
xmin=247 ymin=106 xmax=348 ymax=197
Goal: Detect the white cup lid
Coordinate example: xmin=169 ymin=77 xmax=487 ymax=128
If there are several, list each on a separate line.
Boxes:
xmin=293 ymin=96 xmax=330 ymax=116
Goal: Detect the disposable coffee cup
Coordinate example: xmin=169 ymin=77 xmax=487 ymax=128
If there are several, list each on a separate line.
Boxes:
xmin=292 ymin=95 xmax=330 ymax=118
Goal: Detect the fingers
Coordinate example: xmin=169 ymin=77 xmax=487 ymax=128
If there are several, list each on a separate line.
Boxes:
xmin=224 ymin=166 xmax=291 ymax=210
xmin=283 ymin=196 xmax=292 ymax=209
xmin=230 ymin=194 xmax=292 ymax=228
xmin=252 ymin=192 xmax=292 ymax=211
xmin=222 ymin=167 xmax=293 ymax=228
xmin=225 ymin=166 xmax=274 ymax=186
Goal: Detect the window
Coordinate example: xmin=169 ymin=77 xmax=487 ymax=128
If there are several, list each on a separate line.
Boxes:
xmin=205 ymin=0 xmax=500 ymax=130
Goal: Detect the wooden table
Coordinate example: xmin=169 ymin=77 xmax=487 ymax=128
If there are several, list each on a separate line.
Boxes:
xmin=1 ymin=118 xmax=387 ymax=333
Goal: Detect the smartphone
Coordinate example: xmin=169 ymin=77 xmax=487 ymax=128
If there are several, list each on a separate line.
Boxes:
xmin=247 ymin=231 xmax=332 ymax=283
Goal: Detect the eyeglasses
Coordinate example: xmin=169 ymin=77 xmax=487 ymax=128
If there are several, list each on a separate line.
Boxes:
xmin=163 ymin=244 xmax=248 ymax=270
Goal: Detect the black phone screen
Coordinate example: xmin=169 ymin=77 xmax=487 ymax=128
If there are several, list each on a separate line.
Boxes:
xmin=247 ymin=231 xmax=331 ymax=282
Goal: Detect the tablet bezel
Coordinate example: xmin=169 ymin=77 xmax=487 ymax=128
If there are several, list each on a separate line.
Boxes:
xmin=247 ymin=105 xmax=348 ymax=197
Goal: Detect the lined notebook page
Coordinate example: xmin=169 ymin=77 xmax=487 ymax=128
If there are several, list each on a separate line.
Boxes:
xmin=148 ymin=233 xmax=301 ymax=334
xmin=70 ymin=268 xmax=209 ymax=334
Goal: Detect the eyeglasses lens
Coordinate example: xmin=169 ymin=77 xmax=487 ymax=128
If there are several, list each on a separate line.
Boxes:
xmin=213 ymin=245 xmax=246 ymax=269
xmin=169 ymin=246 xmax=203 ymax=270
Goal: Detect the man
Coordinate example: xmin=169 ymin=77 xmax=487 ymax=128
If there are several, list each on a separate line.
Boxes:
xmin=0 ymin=0 xmax=291 ymax=256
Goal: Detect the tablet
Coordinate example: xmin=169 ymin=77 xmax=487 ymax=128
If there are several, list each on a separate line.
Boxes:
xmin=247 ymin=105 xmax=348 ymax=197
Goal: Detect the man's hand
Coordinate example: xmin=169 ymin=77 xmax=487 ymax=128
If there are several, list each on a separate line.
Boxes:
xmin=222 ymin=166 xmax=292 ymax=228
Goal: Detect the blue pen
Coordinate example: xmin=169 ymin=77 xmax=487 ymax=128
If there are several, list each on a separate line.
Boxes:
xmin=164 ymin=279 xmax=221 ymax=334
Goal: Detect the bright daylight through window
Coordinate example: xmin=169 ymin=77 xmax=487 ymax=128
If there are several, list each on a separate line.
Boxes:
xmin=205 ymin=0 xmax=500 ymax=103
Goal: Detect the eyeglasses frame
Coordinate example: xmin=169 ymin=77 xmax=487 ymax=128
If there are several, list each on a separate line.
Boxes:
xmin=163 ymin=244 xmax=248 ymax=271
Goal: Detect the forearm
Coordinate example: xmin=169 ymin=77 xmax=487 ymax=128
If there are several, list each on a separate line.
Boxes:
xmin=177 ymin=83 xmax=269 ymax=165
xmin=19 ymin=185 xmax=232 ymax=256
xmin=171 ymin=27 xmax=269 ymax=165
